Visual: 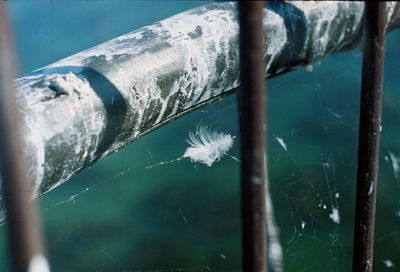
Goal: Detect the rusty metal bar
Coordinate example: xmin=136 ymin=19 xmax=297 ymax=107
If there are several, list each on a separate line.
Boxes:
xmin=238 ymin=2 xmax=267 ymax=272
xmin=0 ymin=4 xmax=48 ymax=272
xmin=352 ymin=2 xmax=386 ymax=272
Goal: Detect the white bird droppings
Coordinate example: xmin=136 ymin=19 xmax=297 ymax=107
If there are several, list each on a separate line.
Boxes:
xmin=275 ymin=136 xmax=287 ymax=151
xmin=329 ymin=208 xmax=340 ymax=224
xmin=389 ymin=152 xmax=400 ymax=179
xmin=383 ymin=259 xmax=394 ymax=268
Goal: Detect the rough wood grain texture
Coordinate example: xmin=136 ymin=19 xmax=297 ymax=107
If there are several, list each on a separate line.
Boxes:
xmin=1 ymin=2 xmax=399 ymax=222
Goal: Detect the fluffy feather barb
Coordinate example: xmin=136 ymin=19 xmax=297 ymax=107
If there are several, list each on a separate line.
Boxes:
xmin=183 ymin=126 xmax=234 ymax=167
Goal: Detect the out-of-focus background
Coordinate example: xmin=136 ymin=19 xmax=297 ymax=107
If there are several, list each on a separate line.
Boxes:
xmin=1 ymin=1 xmax=400 ymax=271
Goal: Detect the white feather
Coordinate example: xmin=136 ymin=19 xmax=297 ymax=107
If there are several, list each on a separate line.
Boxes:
xmin=183 ymin=126 xmax=234 ymax=167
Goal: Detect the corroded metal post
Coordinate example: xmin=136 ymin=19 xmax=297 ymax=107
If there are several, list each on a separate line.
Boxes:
xmin=0 ymin=4 xmax=48 ymax=272
xmin=352 ymin=2 xmax=386 ymax=271
xmin=238 ymin=2 xmax=267 ymax=271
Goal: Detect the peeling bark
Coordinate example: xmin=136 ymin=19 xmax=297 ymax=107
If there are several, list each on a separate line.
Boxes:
xmin=1 ymin=1 xmax=399 ymax=225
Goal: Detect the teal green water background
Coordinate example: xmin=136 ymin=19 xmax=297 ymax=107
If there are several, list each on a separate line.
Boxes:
xmin=1 ymin=2 xmax=400 ymax=271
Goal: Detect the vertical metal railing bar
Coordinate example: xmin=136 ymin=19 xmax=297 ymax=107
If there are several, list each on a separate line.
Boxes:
xmin=352 ymin=2 xmax=386 ymax=272
xmin=238 ymin=2 xmax=268 ymax=272
xmin=0 ymin=4 xmax=48 ymax=272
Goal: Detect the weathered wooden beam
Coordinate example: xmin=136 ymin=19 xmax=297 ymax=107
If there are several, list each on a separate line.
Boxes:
xmin=1 ymin=2 xmax=399 ymax=223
